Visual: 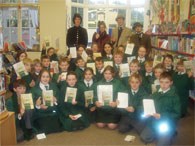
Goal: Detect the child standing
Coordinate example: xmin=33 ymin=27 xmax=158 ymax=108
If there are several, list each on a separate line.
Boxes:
xmin=140 ymin=72 xmax=181 ymax=146
xmin=78 ymin=68 xmax=97 ymax=123
xmin=31 ymin=69 xmax=62 ymax=134
xmin=41 ymin=55 xmax=50 ymax=71
xmin=94 ymin=66 xmax=124 ymax=130
xmin=59 ymin=71 xmax=89 ymax=131
xmin=6 ymin=79 xmax=34 ymax=141
xmin=95 ymin=57 xmax=104 ymax=81
xmin=173 ymin=60 xmax=194 ymax=117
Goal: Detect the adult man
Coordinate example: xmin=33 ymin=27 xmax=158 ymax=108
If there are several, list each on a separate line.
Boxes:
xmin=66 ymin=13 xmax=88 ymax=48
xmin=111 ymin=14 xmax=132 ymax=49
xmin=130 ymin=22 xmax=152 ymax=56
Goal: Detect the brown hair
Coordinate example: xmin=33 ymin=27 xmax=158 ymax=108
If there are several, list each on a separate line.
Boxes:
xmin=23 ymin=58 xmax=32 ymax=65
xmin=59 ymin=57 xmax=69 ymax=65
xmin=95 ymin=57 xmax=104 ymax=63
xmin=102 ymin=42 xmax=113 ymax=56
xmin=41 ymin=55 xmax=50 ymax=62
xmin=16 ymin=51 xmax=27 ymax=61
xmin=103 ymin=65 xmax=115 ymax=78
xmin=38 ymin=69 xmax=52 ymax=82
xmin=47 ymin=47 xmax=55 ymax=54
xmin=84 ymin=67 xmax=94 ymax=76
xmin=144 ymin=60 xmax=153 ymax=67
xmin=176 ymin=59 xmax=185 ymax=66
xmin=130 ymin=59 xmax=140 ymax=66
xmin=128 ymin=73 xmax=142 ymax=84
xmin=67 ymin=71 xmax=77 ymax=79
xmin=113 ymin=50 xmax=124 ymax=58
xmin=75 ymin=56 xmax=84 ymax=63
xmin=154 ymin=63 xmax=166 ymax=72
xmin=159 ymin=72 xmax=173 ymax=81
xmin=77 ymin=44 xmax=86 ymax=51
xmin=13 ymin=79 xmax=26 ymax=89
xmin=163 ymin=54 xmax=174 ymax=62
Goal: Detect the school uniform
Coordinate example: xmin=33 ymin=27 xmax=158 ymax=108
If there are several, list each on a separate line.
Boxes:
xmin=59 ymin=82 xmax=89 ymax=131
xmin=52 ymin=70 xmax=68 ymax=89
xmin=142 ymin=72 xmax=155 ymax=95
xmin=94 ymin=78 xmax=125 ymax=124
xmin=165 ymin=66 xmax=175 ymax=75
xmin=136 ymin=56 xmax=146 ymax=75
xmin=41 ymin=49 xmax=58 ymax=61
xmin=78 ymin=79 xmax=97 ymax=123
xmin=31 ymin=82 xmax=62 ymax=134
xmin=95 ymin=68 xmax=104 ymax=81
xmin=173 ymin=71 xmax=194 ymax=116
xmin=31 ymin=72 xmax=40 ymax=84
xmin=113 ymin=63 xmax=121 ymax=79
xmin=140 ymin=86 xmax=181 ymax=146
xmin=103 ymin=54 xmax=113 ymax=61
xmin=118 ymin=87 xmax=149 ymax=133
xmin=22 ymin=73 xmax=34 ymax=92
xmin=75 ymin=66 xmax=85 ymax=81
xmin=6 ymin=93 xmax=34 ymax=141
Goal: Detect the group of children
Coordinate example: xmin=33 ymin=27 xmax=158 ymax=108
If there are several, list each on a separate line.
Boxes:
xmin=6 ymin=42 xmax=194 ymax=145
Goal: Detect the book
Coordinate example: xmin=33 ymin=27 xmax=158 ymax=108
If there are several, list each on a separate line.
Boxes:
xmin=0 ymin=74 xmax=5 ymax=92
xmin=13 ymin=61 xmax=28 ymax=77
xmin=0 ymin=95 xmax=6 ymax=114
xmin=127 ymin=56 xmax=136 ymax=64
xmin=153 ymin=55 xmax=163 ymax=67
xmin=55 ymin=38 xmax=60 ymax=49
xmin=117 ymin=92 xmax=128 ymax=108
xmin=81 ymin=50 xmax=88 ymax=62
xmin=93 ymin=53 xmax=102 ymax=58
xmin=50 ymin=61 xmax=59 ymax=74
xmin=120 ymin=63 xmax=130 ymax=78
xmin=97 ymin=85 xmax=113 ymax=106
xmin=20 ymin=93 xmax=34 ymax=110
xmin=184 ymin=60 xmax=193 ymax=72
xmin=151 ymin=84 xmax=157 ymax=94
xmin=84 ymin=90 xmax=93 ymax=104
xmin=0 ymin=53 xmax=3 ymax=71
xmin=70 ymin=47 xmax=77 ymax=58
xmin=61 ymin=72 xmax=67 ymax=81
xmin=5 ymin=53 xmax=16 ymax=65
xmin=44 ymin=36 xmax=52 ymax=48
xmin=125 ymin=43 xmax=134 ymax=55
xmin=87 ymin=63 xmax=96 ymax=75
xmin=143 ymin=99 xmax=156 ymax=115
xmin=104 ymin=61 xmax=113 ymax=68
xmin=42 ymin=90 xmax=54 ymax=107
xmin=65 ymin=87 xmax=77 ymax=103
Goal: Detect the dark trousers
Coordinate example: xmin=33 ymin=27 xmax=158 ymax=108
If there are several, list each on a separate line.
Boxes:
xmin=23 ymin=110 xmax=33 ymax=129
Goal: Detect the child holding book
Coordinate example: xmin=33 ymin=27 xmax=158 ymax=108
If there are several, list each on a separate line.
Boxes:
xmin=6 ymin=79 xmax=34 ymax=141
xmin=113 ymin=50 xmax=124 ymax=79
xmin=41 ymin=45 xmax=58 ymax=61
xmin=90 ymin=42 xmax=100 ymax=61
xmin=140 ymin=72 xmax=181 ymax=146
xmin=59 ymin=71 xmax=89 ymax=131
xmin=16 ymin=51 xmax=27 ymax=62
xmin=94 ymin=66 xmax=124 ymax=130
xmin=41 ymin=55 xmax=50 ymax=70
xmin=32 ymin=59 xmax=42 ymax=84
xmin=95 ymin=57 xmax=104 ymax=81
xmin=75 ymin=56 xmax=86 ymax=81
xmin=136 ymin=46 xmax=147 ymax=75
xmin=52 ymin=57 xmax=70 ymax=88
xmin=78 ymin=67 xmax=97 ymax=123
xmin=102 ymin=42 xmax=114 ymax=61
xmin=31 ymin=69 xmax=62 ymax=134
xmin=173 ymin=60 xmax=194 ymax=117
xmin=118 ymin=74 xmax=148 ymax=134
xmin=163 ymin=54 xmax=175 ymax=75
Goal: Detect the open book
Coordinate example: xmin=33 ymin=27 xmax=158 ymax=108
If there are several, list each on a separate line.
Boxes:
xmin=120 ymin=63 xmax=130 ymax=78
xmin=84 ymin=90 xmax=94 ymax=104
xmin=13 ymin=61 xmax=28 ymax=77
xmin=42 ymin=90 xmax=54 ymax=107
xmin=20 ymin=93 xmax=34 ymax=110
xmin=97 ymin=85 xmax=113 ymax=106
xmin=65 ymin=87 xmax=77 ymax=103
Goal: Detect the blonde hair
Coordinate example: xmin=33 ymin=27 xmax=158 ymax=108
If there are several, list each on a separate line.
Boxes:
xmin=130 ymin=59 xmax=140 ymax=66
xmin=128 ymin=73 xmax=142 ymax=84
xmin=113 ymin=50 xmax=124 ymax=58
xmin=23 ymin=58 xmax=32 ymax=65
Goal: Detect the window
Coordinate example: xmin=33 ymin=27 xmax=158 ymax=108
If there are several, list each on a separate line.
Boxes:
xmin=71 ymin=6 xmax=84 ymax=27
xmin=71 ymin=0 xmax=83 ymax=4
xmin=109 ymin=0 xmax=127 ymax=5
xmin=130 ymin=0 xmax=145 ymax=6
xmin=131 ymin=7 xmax=144 ymax=27
xmin=88 ymin=0 xmax=106 ymax=5
xmin=0 ymin=0 xmax=39 ymax=49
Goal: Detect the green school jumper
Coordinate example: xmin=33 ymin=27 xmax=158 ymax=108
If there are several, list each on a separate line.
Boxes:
xmin=75 ymin=67 xmax=84 ymax=81
xmin=22 ymin=73 xmax=33 ymax=92
xmin=142 ymin=73 xmax=156 ymax=95
xmin=95 ymin=69 xmax=104 ymax=82
xmin=113 ymin=64 xmax=120 ymax=79
xmin=6 ymin=93 xmax=32 ymax=140
xmin=31 ymin=82 xmax=62 ymax=134
xmin=103 ymin=56 xmax=113 ymax=61
xmin=59 ymin=83 xmax=89 ymax=131
xmin=78 ymin=80 xmax=97 ymax=123
xmin=52 ymin=71 xmax=67 ymax=89
xmin=173 ymin=72 xmax=194 ymax=116
xmin=149 ymin=86 xmax=181 ymax=133
xmin=94 ymin=78 xmax=125 ymax=123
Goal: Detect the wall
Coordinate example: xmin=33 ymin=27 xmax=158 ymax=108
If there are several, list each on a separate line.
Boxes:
xmin=40 ymin=0 xmax=67 ymax=54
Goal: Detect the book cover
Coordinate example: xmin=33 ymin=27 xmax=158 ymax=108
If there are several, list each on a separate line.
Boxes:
xmin=70 ymin=47 xmax=77 ymax=58
xmin=93 ymin=53 xmax=102 ymax=58
xmin=50 ymin=61 xmax=59 ymax=74
xmin=81 ymin=50 xmax=88 ymax=62
xmin=117 ymin=92 xmax=128 ymax=108
xmin=97 ymin=85 xmax=113 ymax=106
xmin=13 ymin=61 xmax=28 ymax=77
xmin=0 ymin=95 xmax=6 ymax=114
xmin=42 ymin=90 xmax=54 ymax=107
xmin=20 ymin=93 xmax=34 ymax=110
xmin=153 ymin=55 xmax=163 ymax=67
xmin=120 ymin=63 xmax=130 ymax=78
xmin=5 ymin=53 xmax=16 ymax=65
xmin=127 ymin=56 xmax=136 ymax=64
xmin=84 ymin=90 xmax=93 ymax=104
xmin=104 ymin=61 xmax=113 ymax=68
xmin=143 ymin=99 xmax=156 ymax=115
xmin=87 ymin=63 xmax=96 ymax=75
xmin=125 ymin=43 xmax=134 ymax=55
xmin=61 ymin=72 xmax=67 ymax=81
xmin=65 ymin=87 xmax=77 ymax=103
xmin=0 ymin=53 xmax=3 ymax=71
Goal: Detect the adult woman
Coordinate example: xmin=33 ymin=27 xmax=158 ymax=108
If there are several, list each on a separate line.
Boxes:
xmin=92 ymin=21 xmax=110 ymax=54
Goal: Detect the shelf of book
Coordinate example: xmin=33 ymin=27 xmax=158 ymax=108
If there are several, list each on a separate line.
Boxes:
xmin=150 ymin=33 xmax=195 ymax=36
xmin=152 ymin=46 xmax=195 ymax=57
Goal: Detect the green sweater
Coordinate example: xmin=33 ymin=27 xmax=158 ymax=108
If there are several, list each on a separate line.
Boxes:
xmin=75 ymin=67 xmax=84 ymax=81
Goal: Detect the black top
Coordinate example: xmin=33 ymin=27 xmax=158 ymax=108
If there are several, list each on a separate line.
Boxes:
xmin=66 ymin=26 xmax=88 ymax=48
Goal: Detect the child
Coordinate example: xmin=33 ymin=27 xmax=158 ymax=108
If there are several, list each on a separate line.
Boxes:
xmin=6 ymin=79 xmax=34 ymax=141
xmin=52 ymin=57 xmax=70 ymax=88
xmin=136 ymin=46 xmax=147 ymax=74
xmin=31 ymin=69 xmax=62 ymax=134
xmin=91 ymin=42 xmax=100 ymax=61
xmin=42 ymin=46 xmax=58 ymax=62
xmin=16 ymin=51 xmax=27 ymax=62
xmin=78 ymin=68 xmax=97 ymax=123
xmin=117 ymin=45 xmax=129 ymax=63
xmin=75 ymin=56 xmax=86 ymax=81
xmin=173 ymin=60 xmax=194 ymax=117
xmin=95 ymin=57 xmax=104 ymax=81
xmin=140 ymin=72 xmax=181 ymax=146
xmin=142 ymin=60 xmax=155 ymax=95
xmin=94 ymin=66 xmax=124 ymax=130
xmin=163 ymin=54 xmax=175 ymax=75
xmin=22 ymin=58 xmax=35 ymax=92
xmin=113 ymin=50 xmax=124 ymax=78
xmin=32 ymin=59 xmax=42 ymax=84
xmin=118 ymin=74 xmax=148 ymax=134
xmin=41 ymin=55 xmax=50 ymax=70
xmin=102 ymin=42 xmax=114 ymax=61
xmin=59 ymin=71 xmax=89 ymax=131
